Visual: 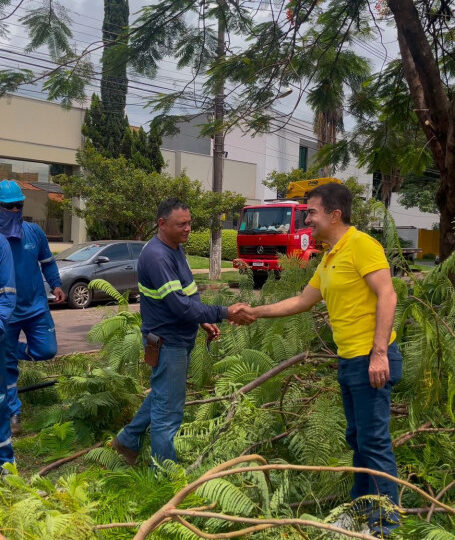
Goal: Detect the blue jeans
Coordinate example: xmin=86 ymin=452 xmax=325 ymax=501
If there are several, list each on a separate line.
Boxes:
xmin=0 ymin=338 xmax=14 ymax=465
xmin=338 ymin=341 xmax=402 ymax=532
xmin=5 ymin=310 xmax=57 ymax=416
xmin=117 ymin=344 xmax=192 ymax=463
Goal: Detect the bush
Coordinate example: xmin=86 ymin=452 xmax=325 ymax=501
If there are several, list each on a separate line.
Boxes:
xmin=186 ymin=229 xmax=238 ymax=260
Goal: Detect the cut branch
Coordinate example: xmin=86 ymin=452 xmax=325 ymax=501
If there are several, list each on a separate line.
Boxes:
xmin=185 ymin=351 xmax=335 ymax=406
xmin=134 ymin=455 xmax=455 ymax=540
xmin=393 ymin=423 xmax=455 ymax=448
xmin=37 ymin=442 xmax=103 ymax=476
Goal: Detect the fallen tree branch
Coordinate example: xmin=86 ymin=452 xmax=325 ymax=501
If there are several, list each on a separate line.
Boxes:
xmin=392 ymin=423 xmax=455 ymax=448
xmin=186 ymin=350 xmax=334 ymax=406
xmin=241 ymin=430 xmax=291 ymax=455
xmin=171 ymin=510 xmax=376 ymax=539
xmin=426 ymin=479 xmax=455 ymax=522
xmin=392 ymin=422 xmax=432 ymax=447
xmin=185 ymin=351 xmax=328 ymax=406
xmin=134 ymin=455 xmax=455 ymax=540
xmin=37 ymin=442 xmax=103 ymax=476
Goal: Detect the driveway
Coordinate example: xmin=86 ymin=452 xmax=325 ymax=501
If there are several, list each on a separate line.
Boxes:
xmin=51 ymin=303 xmax=140 ymax=355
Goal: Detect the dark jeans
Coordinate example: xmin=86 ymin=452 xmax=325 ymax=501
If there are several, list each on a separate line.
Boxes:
xmin=117 ymin=344 xmax=192 ymax=463
xmin=338 ymin=341 xmax=402 ymax=531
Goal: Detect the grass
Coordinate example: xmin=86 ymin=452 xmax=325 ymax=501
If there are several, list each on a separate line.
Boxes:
xmin=194 ymin=270 xmax=240 ymax=285
xmin=187 ymin=255 xmax=233 ymax=269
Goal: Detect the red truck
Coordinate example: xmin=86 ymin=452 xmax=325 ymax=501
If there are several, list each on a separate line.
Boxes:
xmin=233 ymin=178 xmax=341 ymax=287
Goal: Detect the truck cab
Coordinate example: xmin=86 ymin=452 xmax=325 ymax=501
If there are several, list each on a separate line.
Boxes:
xmin=233 ymin=177 xmax=341 ymax=287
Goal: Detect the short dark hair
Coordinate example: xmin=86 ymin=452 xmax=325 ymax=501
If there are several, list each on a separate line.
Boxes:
xmin=308 ymin=183 xmax=352 ymax=224
xmin=157 ymin=198 xmax=189 ymax=220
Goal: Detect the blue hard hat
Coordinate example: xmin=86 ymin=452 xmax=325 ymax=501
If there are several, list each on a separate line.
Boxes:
xmin=0 ymin=180 xmax=26 ymax=203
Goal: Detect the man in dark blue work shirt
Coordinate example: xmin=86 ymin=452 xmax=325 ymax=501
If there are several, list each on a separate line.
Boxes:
xmin=0 ymin=180 xmax=66 ymax=435
xmin=112 ymin=198 xmax=254 ymax=464
xmin=0 ymin=233 xmax=16 ymax=474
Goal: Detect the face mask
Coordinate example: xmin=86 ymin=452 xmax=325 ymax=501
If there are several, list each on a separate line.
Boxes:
xmin=0 ymin=207 xmax=23 ymax=239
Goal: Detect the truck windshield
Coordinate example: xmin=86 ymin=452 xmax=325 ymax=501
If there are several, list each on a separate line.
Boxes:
xmin=239 ymin=207 xmax=293 ymax=234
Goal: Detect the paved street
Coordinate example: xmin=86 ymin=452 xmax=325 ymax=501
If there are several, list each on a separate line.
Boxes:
xmin=51 ymin=303 xmax=140 ymax=355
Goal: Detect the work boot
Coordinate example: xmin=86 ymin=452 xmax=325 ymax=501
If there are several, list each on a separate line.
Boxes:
xmin=111 ymin=437 xmax=138 ymax=466
xmin=0 ymin=466 xmax=10 ymax=479
xmin=10 ymin=414 xmax=21 ymax=436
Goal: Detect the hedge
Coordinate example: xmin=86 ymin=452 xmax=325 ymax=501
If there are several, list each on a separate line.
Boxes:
xmin=185 ymin=229 xmax=238 ymax=261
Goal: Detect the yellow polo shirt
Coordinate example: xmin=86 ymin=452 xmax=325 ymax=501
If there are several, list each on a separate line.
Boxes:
xmin=308 ymin=227 xmax=396 ymax=358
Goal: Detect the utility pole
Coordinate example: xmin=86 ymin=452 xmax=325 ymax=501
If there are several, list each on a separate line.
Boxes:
xmin=209 ymin=0 xmax=226 ymax=281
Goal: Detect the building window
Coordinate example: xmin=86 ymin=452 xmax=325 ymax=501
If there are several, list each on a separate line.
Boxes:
xmin=299 ymin=146 xmax=308 ymax=171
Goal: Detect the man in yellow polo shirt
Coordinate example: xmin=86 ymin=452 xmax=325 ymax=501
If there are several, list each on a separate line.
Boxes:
xmin=241 ymin=183 xmax=402 ymax=536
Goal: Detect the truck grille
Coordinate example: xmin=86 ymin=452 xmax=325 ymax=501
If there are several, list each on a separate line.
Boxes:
xmin=239 ymin=245 xmax=287 ymax=258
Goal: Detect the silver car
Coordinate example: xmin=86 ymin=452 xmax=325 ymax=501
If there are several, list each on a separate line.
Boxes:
xmin=46 ymin=240 xmax=145 ymax=309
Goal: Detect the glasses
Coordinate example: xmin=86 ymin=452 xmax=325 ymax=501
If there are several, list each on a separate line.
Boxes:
xmin=0 ymin=201 xmax=24 ymax=210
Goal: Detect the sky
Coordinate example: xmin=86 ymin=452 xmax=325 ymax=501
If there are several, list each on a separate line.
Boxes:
xmin=2 ymin=0 xmax=401 ymax=130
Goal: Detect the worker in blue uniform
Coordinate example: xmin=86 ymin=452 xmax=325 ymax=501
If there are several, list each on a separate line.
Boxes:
xmin=0 ymin=233 xmax=16 ymax=474
xmin=0 ymin=180 xmax=66 ymax=435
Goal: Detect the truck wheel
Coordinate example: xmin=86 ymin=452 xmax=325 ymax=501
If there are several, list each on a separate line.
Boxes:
xmin=68 ymin=281 xmax=92 ymax=309
xmin=253 ymin=272 xmax=268 ymax=289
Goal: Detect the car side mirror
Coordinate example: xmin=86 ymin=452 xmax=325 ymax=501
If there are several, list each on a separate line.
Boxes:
xmin=95 ymin=256 xmax=110 ymax=264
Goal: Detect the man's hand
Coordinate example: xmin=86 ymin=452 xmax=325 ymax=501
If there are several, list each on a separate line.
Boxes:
xmin=369 ymin=350 xmax=390 ymax=389
xmin=53 ymin=287 xmax=66 ymax=304
xmin=201 ymin=323 xmax=221 ymax=341
xmin=228 ymin=303 xmax=256 ymax=326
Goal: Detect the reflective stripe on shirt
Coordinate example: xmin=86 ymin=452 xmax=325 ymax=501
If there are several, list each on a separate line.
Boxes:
xmin=139 ymin=280 xmax=198 ymax=300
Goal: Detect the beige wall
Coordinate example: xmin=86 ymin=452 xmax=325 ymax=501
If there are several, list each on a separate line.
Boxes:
xmin=0 ymin=94 xmax=85 ymax=165
xmin=162 ymin=148 xmax=259 ymax=203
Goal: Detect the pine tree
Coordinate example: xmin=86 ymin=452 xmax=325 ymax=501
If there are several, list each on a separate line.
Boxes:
xmin=100 ymin=0 xmax=129 ymax=157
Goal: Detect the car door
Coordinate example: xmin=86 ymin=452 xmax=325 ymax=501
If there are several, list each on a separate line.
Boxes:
xmin=128 ymin=242 xmax=145 ymax=293
xmin=93 ymin=243 xmax=132 ymax=293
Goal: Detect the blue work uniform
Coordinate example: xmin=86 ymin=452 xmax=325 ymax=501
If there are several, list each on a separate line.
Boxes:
xmin=5 ymin=222 xmax=62 ymax=416
xmin=0 ymin=234 xmax=16 ymax=464
xmin=117 ymin=236 xmax=228 ymax=462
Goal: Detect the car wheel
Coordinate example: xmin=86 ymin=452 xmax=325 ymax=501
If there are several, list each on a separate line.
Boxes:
xmin=68 ymin=282 xmax=92 ymax=309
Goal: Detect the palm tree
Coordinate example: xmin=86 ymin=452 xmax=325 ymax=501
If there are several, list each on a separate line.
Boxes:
xmin=306 ymin=47 xmax=370 ymax=176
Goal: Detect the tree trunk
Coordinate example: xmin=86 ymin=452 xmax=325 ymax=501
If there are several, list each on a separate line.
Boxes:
xmin=209 ymin=0 xmax=226 ymax=281
xmin=388 ymin=0 xmax=455 ymax=263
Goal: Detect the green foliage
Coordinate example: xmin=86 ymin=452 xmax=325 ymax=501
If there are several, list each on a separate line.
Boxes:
xmin=0 ymin=470 xmax=96 ymax=539
xmin=185 ymin=229 xmax=238 ymax=260
xmin=86 ymin=283 xmax=144 ymax=379
xmin=399 ymin=173 xmax=440 ymax=214
xmin=43 ymin=54 xmax=94 ymax=108
xmin=6 ymin=214 xmax=455 ymax=538
xmin=0 ymin=69 xmax=34 ymax=96
xmin=20 ymin=2 xmax=73 ymax=59
xmin=263 ymin=166 xmax=321 ymax=197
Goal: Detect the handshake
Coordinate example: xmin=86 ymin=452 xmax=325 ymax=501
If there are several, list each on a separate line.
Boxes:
xmin=227 ymin=303 xmax=257 ymax=326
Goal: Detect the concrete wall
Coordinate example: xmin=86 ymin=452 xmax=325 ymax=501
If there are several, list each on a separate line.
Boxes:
xmin=389 ymin=193 xmax=439 ymax=229
xmin=162 ymin=149 xmax=258 ymax=204
xmin=396 ymin=227 xmax=418 ymax=248
xmin=22 ymin=188 xmax=49 ymax=222
xmin=224 ymin=120 xmax=320 ymax=201
xmin=161 ymin=114 xmax=211 ymax=156
xmin=0 ymin=94 xmax=85 ymax=165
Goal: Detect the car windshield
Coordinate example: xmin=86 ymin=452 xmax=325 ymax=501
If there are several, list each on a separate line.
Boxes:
xmin=55 ymin=244 xmax=103 ymax=262
xmin=239 ymin=207 xmax=293 ymax=234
